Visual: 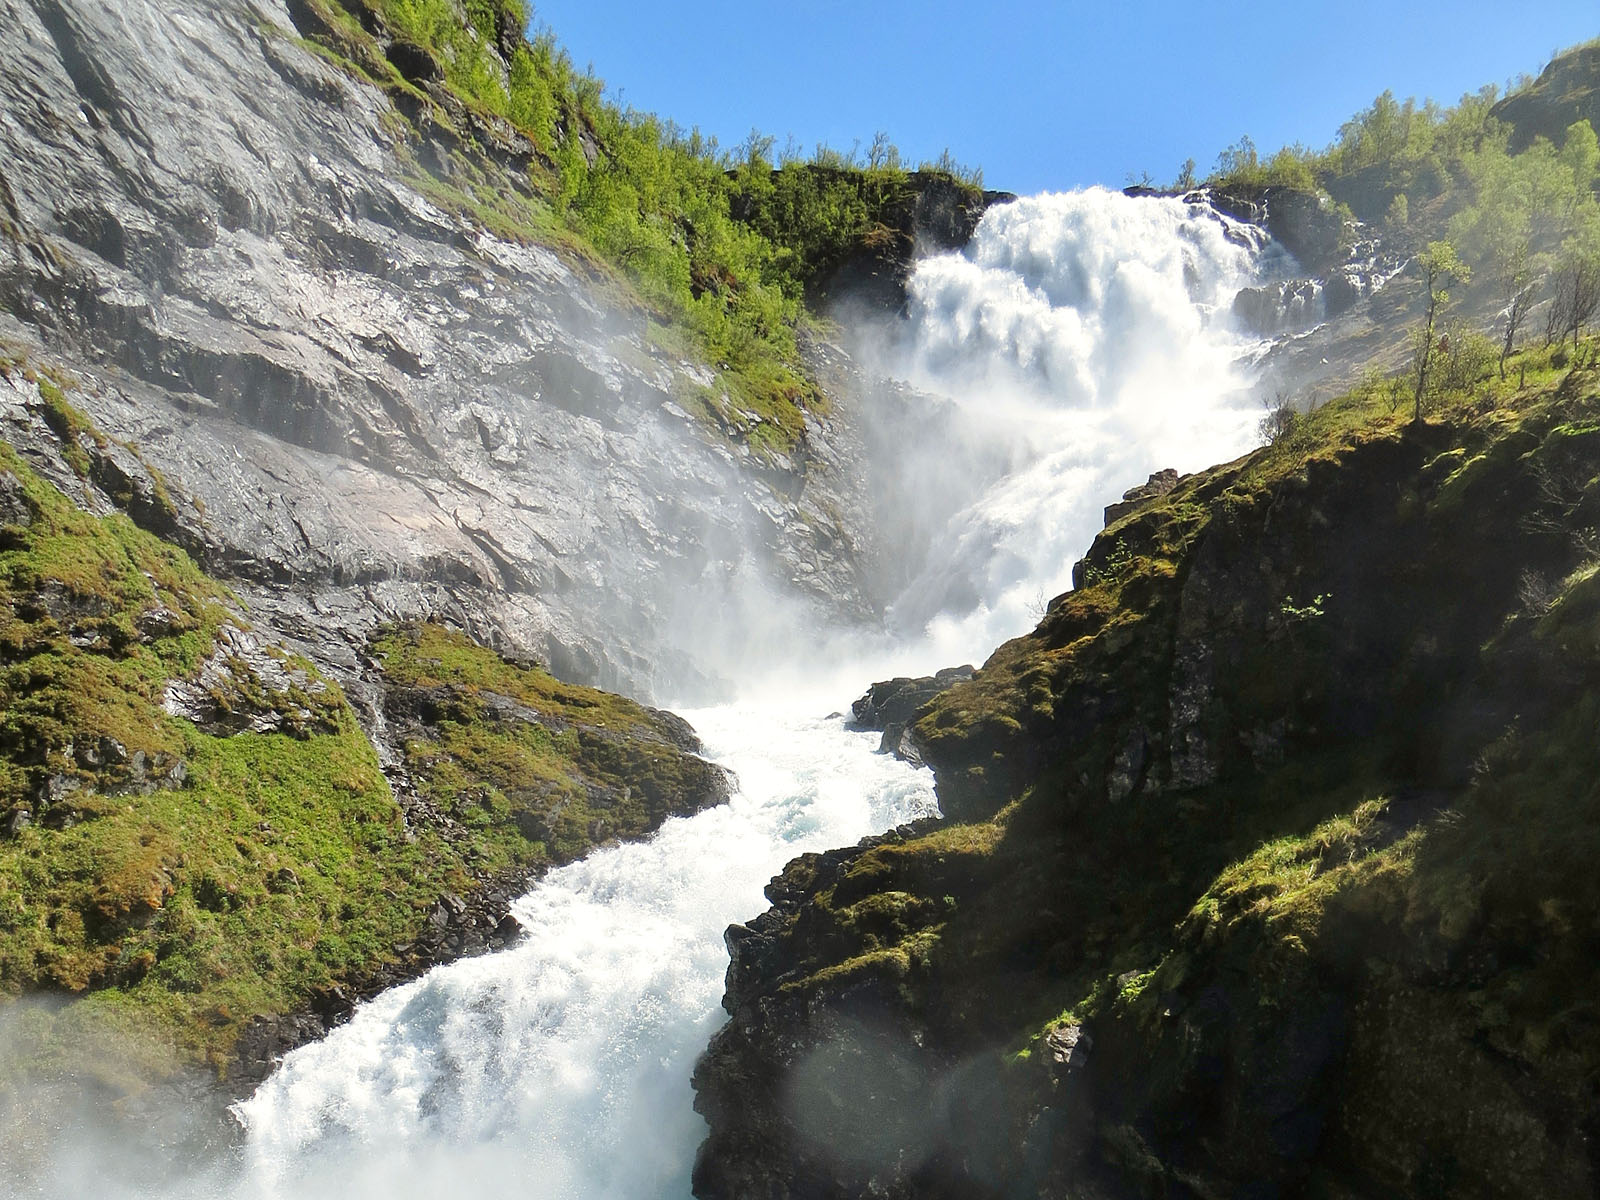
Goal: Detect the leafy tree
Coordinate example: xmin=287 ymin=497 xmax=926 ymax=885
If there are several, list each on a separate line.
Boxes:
xmin=1385 ymin=192 xmax=1410 ymax=233
xmin=1548 ymin=247 xmax=1600 ymax=348
xmin=1411 ymin=241 xmax=1470 ymax=421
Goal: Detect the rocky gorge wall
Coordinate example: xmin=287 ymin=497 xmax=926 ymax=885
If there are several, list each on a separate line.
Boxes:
xmin=0 ymin=0 xmax=1038 ymax=1090
xmin=691 ymin=364 xmax=1600 ymax=1198
xmin=0 ymin=0 xmax=897 ymax=711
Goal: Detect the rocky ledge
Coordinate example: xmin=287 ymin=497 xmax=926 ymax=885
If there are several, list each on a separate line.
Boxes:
xmin=845 ymin=666 xmax=974 ymax=760
xmin=0 ymin=371 xmax=729 ymax=1088
xmin=692 ymin=361 xmax=1600 ymax=1198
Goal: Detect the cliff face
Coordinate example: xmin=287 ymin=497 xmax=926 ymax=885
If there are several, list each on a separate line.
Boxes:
xmin=0 ymin=362 xmax=744 ymax=1078
xmin=692 ymin=359 xmax=1600 ymax=1199
xmin=0 ymin=0 xmax=894 ymax=705
xmin=0 ymin=0 xmax=969 ymax=1083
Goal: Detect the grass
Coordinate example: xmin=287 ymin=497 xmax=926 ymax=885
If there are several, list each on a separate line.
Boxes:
xmin=276 ymin=0 xmax=978 ymax=467
xmin=0 ymin=440 xmax=455 ymax=1072
xmin=373 ymin=622 xmax=726 ymax=870
xmin=0 ymin=400 xmax=724 ymax=1078
xmin=737 ymin=345 xmax=1600 ymax=1192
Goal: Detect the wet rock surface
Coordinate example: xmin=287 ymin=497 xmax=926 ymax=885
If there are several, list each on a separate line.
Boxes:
xmin=0 ymin=0 xmax=889 ymax=707
xmin=847 ymin=666 xmax=974 ymax=757
xmin=692 ymin=396 xmax=1600 ymax=1199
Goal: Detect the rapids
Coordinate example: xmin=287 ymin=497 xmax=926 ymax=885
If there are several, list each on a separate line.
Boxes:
xmin=233 ymin=704 xmax=939 ymax=1200
xmin=12 ymin=185 xmax=1284 ymax=1198
xmin=226 ymin=185 xmax=1279 ymax=1199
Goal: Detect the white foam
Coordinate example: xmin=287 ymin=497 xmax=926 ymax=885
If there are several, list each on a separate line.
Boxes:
xmin=219 ymin=186 xmax=1271 ymax=1200
xmin=889 ymin=187 xmax=1264 ymax=657
xmin=232 ymin=705 xmax=936 ymax=1200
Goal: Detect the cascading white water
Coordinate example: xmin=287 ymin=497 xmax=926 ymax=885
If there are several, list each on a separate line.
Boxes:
xmin=890 ymin=187 xmax=1268 ymax=664
xmin=217 ymin=186 xmax=1273 ymax=1200
xmin=231 ymin=704 xmax=937 ymax=1200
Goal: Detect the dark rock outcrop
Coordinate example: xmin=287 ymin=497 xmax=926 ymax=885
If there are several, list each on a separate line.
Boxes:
xmin=846 ymin=666 xmax=974 ymax=757
xmin=742 ymin=166 xmax=1015 ymax=316
xmin=1208 ymin=183 xmax=1347 ymax=275
xmin=1101 ymin=467 xmax=1179 ymax=527
xmin=692 ymin=382 xmax=1600 ymax=1199
xmin=1490 ymin=41 xmax=1600 ymax=153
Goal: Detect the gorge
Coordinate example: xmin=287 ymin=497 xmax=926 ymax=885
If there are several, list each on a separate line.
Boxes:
xmin=1 ymin=2 xmax=1598 ymax=1198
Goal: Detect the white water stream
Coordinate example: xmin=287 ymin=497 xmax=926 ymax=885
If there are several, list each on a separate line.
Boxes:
xmin=224 ymin=187 xmax=1278 ymax=1200
xmin=11 ymin=187 xmax=1286 ymax=1198
xmin=234 ymin=703 xmax=938 ymax=1199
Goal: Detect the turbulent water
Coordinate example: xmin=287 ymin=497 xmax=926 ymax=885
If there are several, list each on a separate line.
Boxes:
xmin=216 ymin=186 xmax=1281 ymax=1200
xmin=233 ymin=704 xmax=938 ymax=1200
xmin=4 ymin=186 xmax=1276 ymax=1199
xmin=891 ymin=187 xmax=1268 ymax=662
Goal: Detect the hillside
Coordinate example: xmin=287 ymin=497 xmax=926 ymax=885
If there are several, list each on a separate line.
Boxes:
xmin=0 ymin=356 xmax=731 ymax=1085
xmin=693 ymin=342 xmax=1600 ymax=1197
xmin=2 ymin=0 xmax=1600 ymax=1192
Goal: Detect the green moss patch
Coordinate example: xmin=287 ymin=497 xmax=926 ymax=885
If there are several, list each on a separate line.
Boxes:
xmin=374 ymin=621 xmax=729 ymax=870
xmin=0 ymin=447 xmax=726 ymax=1078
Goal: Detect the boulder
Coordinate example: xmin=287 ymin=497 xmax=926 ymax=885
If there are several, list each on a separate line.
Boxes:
xmin=847 ymin=666 xmax=974 ymax=755
xmin=1104 ymin=468 xmax=1180 ymax=526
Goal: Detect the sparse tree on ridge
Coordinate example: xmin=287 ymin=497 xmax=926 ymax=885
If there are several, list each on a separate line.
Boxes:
xmin=1496 ymin=248 xmax=1539 ymax=378
xmin=1412 ymin=241 xmax=1470 ymax=422
xmin=1549 ymin=251 xmax=1600 ymax=349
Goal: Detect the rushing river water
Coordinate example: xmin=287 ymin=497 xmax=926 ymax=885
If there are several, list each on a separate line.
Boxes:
xmin=226 ymin=186 xmax=1277 ymax=1200
xmin=4 ymin=186 xmax=1286 ymax=1198
xmin=235 ymin=704 xmax=938 ymax=1200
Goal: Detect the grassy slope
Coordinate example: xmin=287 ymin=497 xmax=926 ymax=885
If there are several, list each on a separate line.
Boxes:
xmin=709 ymin=340 xmax=1600 ymax=1197
xmin=0 ymin=364 xmax=723 ymax=1080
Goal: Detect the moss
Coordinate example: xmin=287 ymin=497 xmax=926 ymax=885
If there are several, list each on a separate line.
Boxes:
xmin=374 ymin=621 xmax=725 ymax=872
xmin=0 ymin=461 xmax=721 ymax=1077
xmin=30 ymin=373 xmax=98 ymax=478
xmin=0 ymin=446 xmax=460 ymax=1071
xmin=734 ymin=352 xmax=1600 ymax=1195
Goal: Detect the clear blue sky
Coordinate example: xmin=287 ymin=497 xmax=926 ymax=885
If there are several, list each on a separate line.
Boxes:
xmin=528 ymin=1 xmax=1597 ymax=195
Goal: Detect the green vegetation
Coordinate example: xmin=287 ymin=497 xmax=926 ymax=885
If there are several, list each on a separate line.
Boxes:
xmin=1410 ymin=239 xmax=1471 ymax=418
xmin=0 ymin=392 xmax=723 ymax=1076
xmin=0 ymin=440 xmax=435 ymax=1072
xmin=284 ymin=0 xmax=982 ymax=462
xmin=373 ymin=622 xmax=725 ymax=868
xmin=1198 ymin=40 xmax=1600 ymax=364
xmin=732 ymin=340 xmax=1600 ymax=1194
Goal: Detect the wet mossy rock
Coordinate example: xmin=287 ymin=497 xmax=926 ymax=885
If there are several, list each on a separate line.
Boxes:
xmin=372 ymin=620 xmax=730 ymax=869
xmin=0 ymin=392 xmax=728 ymax=1086
xmin=693 ymin=358 xmax=1600 ymax=1200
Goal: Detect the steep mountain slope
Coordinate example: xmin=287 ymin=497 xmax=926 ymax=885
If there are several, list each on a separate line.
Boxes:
xmin=0 ymin=0 xmax=1023 ymax=1095
xmin=0 ymin=361 xmax=729 ymax=1082
xmin=0 ymin=0 xmax=901 ymax=704
xmin=693 ymin=350 xmax=1600 ymax=1198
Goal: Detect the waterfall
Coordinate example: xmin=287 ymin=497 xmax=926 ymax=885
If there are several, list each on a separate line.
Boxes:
xmin=884 ymin=186 xmax=1267 ymax=664
xmin=231 ymin=703 xmax=937 ymax=1200
xmin=10 ymin=185 xmax=1271 ymax=1200
xmin=222 ymin=186 xmax=1272 ymax=1199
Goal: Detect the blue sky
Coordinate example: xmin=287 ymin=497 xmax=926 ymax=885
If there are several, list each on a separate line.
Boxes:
xmin=528 ymin=1 xmax=1597 ymax=195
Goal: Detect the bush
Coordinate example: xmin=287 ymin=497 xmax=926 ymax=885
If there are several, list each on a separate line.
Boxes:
xmin=1436 ymin=329 xmax=1498 ymax=394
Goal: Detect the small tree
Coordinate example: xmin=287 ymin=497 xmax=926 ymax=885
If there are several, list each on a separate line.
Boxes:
xmin=867 ymin=131 xmax=901 ymax=172
xmin=1550 ymin=252 xmax=1600 ymax=348
xmin=1258 ymin=391 xmax=1298 ymax=446
xmin=1492 ymin=242 xmax=1538 ymax=378
xmin=1385 ymin=192 xmax=1410 ymax=233
xmin=1175 ymin=158 xmax=1197 ymax=191
xmin=1411 ymin=241 xmax=1469 ymax=422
